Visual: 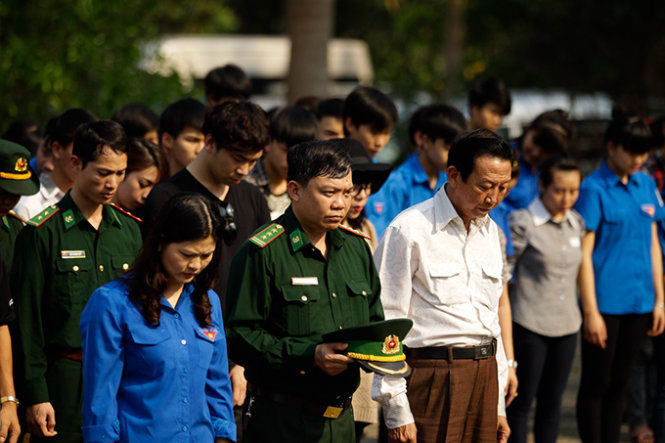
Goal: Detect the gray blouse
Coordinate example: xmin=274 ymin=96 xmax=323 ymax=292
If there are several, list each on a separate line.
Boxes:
xmin=508 ymin=198 xmax=585 ymax=337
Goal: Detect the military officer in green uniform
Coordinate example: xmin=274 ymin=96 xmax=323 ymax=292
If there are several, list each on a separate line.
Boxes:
xmin=0 ymin=139 xmax=40 ymax=267
xmin=226 ymin=139 xmax=384 ymax=443
xmin=12 ymin=121 xmax=142 ymax=443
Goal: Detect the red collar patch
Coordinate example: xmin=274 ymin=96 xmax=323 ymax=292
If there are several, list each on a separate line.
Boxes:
xmin=201 ymin=328 xmax=217 ymax=342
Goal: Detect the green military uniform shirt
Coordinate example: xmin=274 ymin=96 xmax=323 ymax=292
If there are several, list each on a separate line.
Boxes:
xmin=0 ymin=210 xmax=25 ymax=269
xmin=12 ymin=192 xmax=142 ymax=406
xmin=226 ymin=206 xmax=384 ymax=403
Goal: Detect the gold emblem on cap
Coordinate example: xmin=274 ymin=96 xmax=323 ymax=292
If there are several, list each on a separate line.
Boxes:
xmin=14 ymin=158 xmax=28 ymax=172
xmin=381 ymin=334 xmax=400 ymax=355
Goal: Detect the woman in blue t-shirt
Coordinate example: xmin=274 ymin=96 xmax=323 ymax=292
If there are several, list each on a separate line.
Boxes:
xmin=80 ymin=194 xmax=236 ymax=443
xmin=575 ymin=111 xmax=665 ymax=443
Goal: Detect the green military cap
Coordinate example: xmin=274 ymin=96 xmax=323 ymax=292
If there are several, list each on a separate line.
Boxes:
xmin=322 ymin=318 xmax=413 ymax=378
xmin=0 ymin=139 xmax=40 ymax=196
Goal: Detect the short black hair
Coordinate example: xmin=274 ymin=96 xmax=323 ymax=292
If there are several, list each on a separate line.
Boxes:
xmin=342 ymin=86 xmax=398 ymax=136
xmin=448 ymin=129 xmax=512 ymax=181
xmin=73 ymin=120 xmax=129 ymax=168
xmin=315 ymin=98 xmax=344 ymax=120
xmin=604 ymin=107 xmax=653 ymax=154
xmin=111 ymin=103 xmax=159 ymax=139
xmin=539 ymin=154 xmax=580 ymax=189
xmin=408 ymin=104 xmax=468 ymax=146
xmin=204 ymin=64 xmax=252 ymax=102
xmin=468 ymin=77 xmax=512 ymax=115
xmin=270 ymin=106 xmax=318 ymax=148
xmin=159 ymin=98 xmax=206 ymax=141
xmin=287 ymin=139 xmax=351 ymax=186
xmin=45 ymin=108 xmax=98 ymax=149
xmin=203 ymin=101 xmax=269 ymax=153
xmin=522 ymin=109 xmax=576 ymax=156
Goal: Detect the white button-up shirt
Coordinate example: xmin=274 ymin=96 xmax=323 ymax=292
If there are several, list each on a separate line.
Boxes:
xmin=372 ymin=185 xmax=508 ymax=428
xmin=13 ymin=173 xmax=66 ymax=221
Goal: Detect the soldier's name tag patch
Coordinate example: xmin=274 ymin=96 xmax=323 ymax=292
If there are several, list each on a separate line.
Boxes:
xmin=291 ymin=277 xmax=319 ymax=286
xmin=61 ymin=250 xmax=86 ymax=259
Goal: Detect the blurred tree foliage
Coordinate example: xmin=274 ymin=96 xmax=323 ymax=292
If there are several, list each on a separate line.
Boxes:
xmin=0 ymin=1 xmax=238 ymax=125
xmin=2 ymin=0 xmax=664 ymax=127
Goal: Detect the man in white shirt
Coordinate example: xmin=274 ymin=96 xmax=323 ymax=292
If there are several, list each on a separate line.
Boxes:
xmin=373 ymin=129 xmax=512 ymax=443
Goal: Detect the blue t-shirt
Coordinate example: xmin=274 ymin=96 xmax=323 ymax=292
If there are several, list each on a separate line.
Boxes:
xmin=575 ymin=161 xmax=665 ymax=315
xmin=80 ymin=278 xmax=236 ymax=443
xmin=502 ymin=157 xmax=539 ymax=212
xmin=490 ymin=201 xmax=514 ymax=256
xmin=366 ymin=153 xmax=446 ymax=238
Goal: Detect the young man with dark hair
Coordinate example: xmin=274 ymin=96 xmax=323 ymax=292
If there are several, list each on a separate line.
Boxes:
xmin=13 ymin=121 xmax=142 ymax=443
xmin=468 ymin=77 xmax=512 ymax=132
xmin=226 ymin=139 xmax=384 ymax=443
xmin=14 ymin=109 xmax=98 ymax=220
xmin=343 ymin=86 xmax=398 ymax=158
xmin=159 ymin=98 xmax=207 ymax=178
xmin=366 ymin=104 xmax=468 ymax=237
xmin=245 ymin=106 xmax=319 ymax=218
xmin=204 ymin=64 xmax=252 ymax=106
xmin=111 ymin=103 xmax=160 ymax=145
xmin=315 ymin=98 xmax=344 ymax=140
xmin=373 ymin=129 xmax=512 ymax=443
xmin=143 ymin=100 xmax=270 ymax=303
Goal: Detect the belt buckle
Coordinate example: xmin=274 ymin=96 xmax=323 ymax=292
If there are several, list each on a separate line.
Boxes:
xmin=473 ymin=344 xmax=490 ymax=360
xmin=323 ymin=406 xmax=343 ymax=419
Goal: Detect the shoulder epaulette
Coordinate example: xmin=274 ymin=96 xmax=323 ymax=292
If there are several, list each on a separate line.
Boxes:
xmin=110 ymin=203 xmax=143 ymax=223
xmin=249 ymin=223 xmax=285 ymax=248
xmin=338 ymin=224 xmax=371 ymax=240
xmin=7 ymin=210 xmax=24 ymax=223
xmin=26 ymin=205 xmax=60 ymax=227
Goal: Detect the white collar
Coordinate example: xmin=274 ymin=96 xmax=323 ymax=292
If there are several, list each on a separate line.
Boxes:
xmin=528 ymin=197 xmax=579 ymax=230
xmin=434 ymin=184 xmax=490 ymax=232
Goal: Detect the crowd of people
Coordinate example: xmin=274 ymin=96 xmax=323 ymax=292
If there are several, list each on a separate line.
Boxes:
xmin=0 ymin=64 xmax=664 ymax=443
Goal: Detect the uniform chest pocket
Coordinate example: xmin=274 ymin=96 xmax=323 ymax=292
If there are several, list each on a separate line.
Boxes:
xmin=193 ymin=326 xmax=218 ymax=369
xmin=346 ymin=280 xmax=372 ymax=324
xmin=54 ymin=258 xmax=93 ymax=308
xmin=111 ymin=256 xmax=133 ymax=275
xmin=126 ymin=322 xmax=172 ymax=375
xmin=279 ymin=285 xmax=320 ymax=336
xmin=428 ymin=262 xmax=466 ymax=305
xmin=480 ymin=263 xmax=503 ymax=310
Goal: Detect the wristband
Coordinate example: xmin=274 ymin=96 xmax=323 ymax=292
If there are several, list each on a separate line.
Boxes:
xmin=655 ymin=302 xmax=665 ymax=310
xmin=0 ymin=395 xmax=19 ymax=406
xmin=506 ymin=359 xmax=518 ymax=369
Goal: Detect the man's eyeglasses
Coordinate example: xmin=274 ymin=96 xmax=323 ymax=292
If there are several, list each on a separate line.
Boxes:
xmin=218 ymin=201 xmax=238 ymax=240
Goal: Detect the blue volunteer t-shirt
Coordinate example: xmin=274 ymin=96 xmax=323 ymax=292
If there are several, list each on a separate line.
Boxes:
xmin=366 ymin=153 xmax=446 ymax=238
xmin=575 ymin=160 xmax=665 ymax=315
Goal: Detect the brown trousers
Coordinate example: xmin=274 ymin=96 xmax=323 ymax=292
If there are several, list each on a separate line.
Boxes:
xmin=406 ymin=356 xmax=499 ymax=443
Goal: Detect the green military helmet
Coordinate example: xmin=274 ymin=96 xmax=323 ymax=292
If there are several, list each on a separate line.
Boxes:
xmin=322 ymin=318 xmax=413 ymax=378
xmin=0 ymin=139 xmax=40 ymax=196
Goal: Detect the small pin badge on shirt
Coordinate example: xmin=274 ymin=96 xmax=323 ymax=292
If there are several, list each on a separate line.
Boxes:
xmin=291 ymin=277 xmax=319 ymax=286
xmin=641 ymin=204 xmax=655 ymax=217
xmin=201 ymin=329 xmax=217 ymax=342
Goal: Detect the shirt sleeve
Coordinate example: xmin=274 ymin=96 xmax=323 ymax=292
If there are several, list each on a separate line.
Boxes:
xmin=205 ymin=291 xmax=237 ymax=442
xmin=80 ymin=286 xmax=125 ymax=443
xmin=508 ymin=210 xmax=530 ymax=275
xmin=371 ymin=225 xmax=416 ymax=428
xmin=11 ymin=227 xmax=49 ymax=405
xmin=225 ymin=243 xmax=318 ymax=373
xmin=574 ymin=182 xmax=602 ymax=232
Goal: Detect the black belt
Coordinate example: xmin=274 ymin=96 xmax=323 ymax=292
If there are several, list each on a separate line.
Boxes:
xmin=249 ymin=385 xmax=352 ymax=419
xmin=405 ymin=341 xmax=496 ymax=360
